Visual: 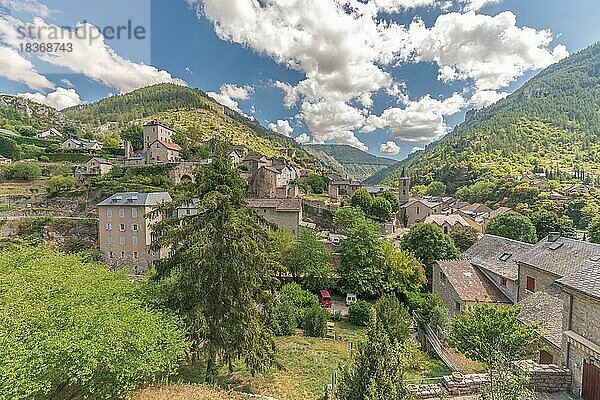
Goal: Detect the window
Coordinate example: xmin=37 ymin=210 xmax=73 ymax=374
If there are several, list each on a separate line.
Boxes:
xmin=106 ymin=208 xmax=113 ymax=217
xmin=107 ymin=236 xmax=113 ymax=244
xmin=416 ymin=206 xmax=420 ymax=215
xmin=443 ymin=226 xmax=448 ymax=234
xmin=132 ymin=236 xmax=139 ymax=245
xmin=133 ymin=251 xmax=139 ymax=260
xmin=156 ymin=143 xmax=160 ymax=148
xmin=105 ymin=223 xmax=112 ymax=231
xmin=439 ymin=271 xmax=446 ymax=281
xmin=455 ymin=301 xmax=461 ymax=312
xmin=185 ymin=209 xmax=191 ymax=215
xmin=499 ymin=253 xmax=512 ymax=262
xmin=131 ymin=224 xmax=139 ymax=231
xmin=119 ymin=223 xmax=126 ymax=231
xmin=118 ymin=208 xmax=125 ymax=217
xmin=500 ymin=277 xmax=508 ymax=287
xmin=120 ymin=251 xmax=126 ymax=258
xmin=526 ymin=276 xmax=536 ymax=292
xmin=131 ymin=208 xmax=138 ymax=218
xmin=108 ymin=251 xmax=114 ymax=259
xmin=119 ymin=236 xmax=126 ymax=245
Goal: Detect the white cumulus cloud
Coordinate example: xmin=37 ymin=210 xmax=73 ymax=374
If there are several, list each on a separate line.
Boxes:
xmin=470 ymin=89 xmax=509 ymax=108
xmin=207 ymin=83 xmax=254 ymax=116
xmin=19 ymin=87 xmax=82 ymax=110
xmin=295 ymin=133 xmax=311 ymax=144
xmin=268 ymin=119 xmax=294 ymax=137
xmin=0 ymin=16 xmax=186 ymax=93
xmin=0 ymin=46 xmax=53 ymax=90
xmin=379 ymin=140 xmax=401 ymax=155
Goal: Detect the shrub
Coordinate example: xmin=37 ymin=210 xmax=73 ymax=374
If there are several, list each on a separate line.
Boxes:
xmin=1 ymin=162 xmax=41 ymax=181
xmin=280 ymin=282 xmax=318 ymax=309
xmin=273 ymin=300 xmax=297 ymax=336
xmin=64 ymin=235 xmax=87 ymax=254
xmin=348 ymin=300 xmax=372 ymax=326
xmin=302 ymin=304 xmax=328 ymax=337
xmin=46 ymin=175 xmax=77 ymax=195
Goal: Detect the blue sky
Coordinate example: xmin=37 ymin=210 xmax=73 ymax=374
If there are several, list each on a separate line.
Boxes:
xmin=0 ymin=0 xmax=598 ymax=159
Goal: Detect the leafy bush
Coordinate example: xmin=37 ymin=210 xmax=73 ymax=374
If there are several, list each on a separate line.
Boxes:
xmin=302 ymin=304 xmax=328 ymax=337
xmin=0 ymin=247 xmax=189 ymax=399
xmin=348 ymin=300 xmax=372 ymax=326
xmin=46 ymin=174 xmax=77 ymax=194
xmin=0 ymin=162 xmax=41 ymax=181
xmin=273 ymin=300 xmax=297 ymax=336
xmin=280 ymin=283 xmax=318 ymax=309
xmin=64 ymin=235 xmax=87 ymax=254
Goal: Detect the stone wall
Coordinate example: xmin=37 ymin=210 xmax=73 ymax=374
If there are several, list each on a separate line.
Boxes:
xmin=432 ymin=262 xmax=463 ymax=315
xmin=515 ymin=360 xmax=571 ymax=393
xmin=517 ymin=263 xmax=558 ymax=302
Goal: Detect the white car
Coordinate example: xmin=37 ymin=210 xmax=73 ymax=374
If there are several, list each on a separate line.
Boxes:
xmin=345 ymin=293 xmax=357 ymax=306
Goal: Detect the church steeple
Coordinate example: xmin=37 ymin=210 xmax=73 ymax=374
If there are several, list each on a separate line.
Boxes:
xmin=398 ymin=167 xmax=410 ymax=204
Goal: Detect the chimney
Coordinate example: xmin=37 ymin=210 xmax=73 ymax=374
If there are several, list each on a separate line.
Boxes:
xmin=548 ymin=232 xmax=561 ymax=242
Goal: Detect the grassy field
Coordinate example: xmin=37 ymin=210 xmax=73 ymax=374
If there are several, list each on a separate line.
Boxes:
xmin=160 ymin=321 xmax=450 ymax=400
xmin=134 ymin=385 xmax=246 ymax=400
xmin=0 ymin=180 xmax=45 ymax=196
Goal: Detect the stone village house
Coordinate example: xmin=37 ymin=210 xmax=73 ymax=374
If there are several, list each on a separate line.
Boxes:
xmin=432 ymin=233 xmax=600 ymax=397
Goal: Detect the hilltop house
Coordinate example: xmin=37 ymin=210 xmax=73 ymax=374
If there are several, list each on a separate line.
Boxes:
xmin=97 ymin=192 xmax=172 ymax=273
xmin=61 ymin=138 xmax=103 ymax=151
xmin=328 ymin=177 xmax=364 ymax=200
xmin=424 ymin=214 xmax=483 ymax=234
xmin=0 ymin=156 xmax=11 ymax=165
xmin=245 ymin=155 xmax=299 ymax=199
xmin=143 ymin=120 xmax=181 ymax=164
xmin=36 ymin=127 xmax=62 ymax=139
xmin=75 ymin=157 xmax=114 ymax=180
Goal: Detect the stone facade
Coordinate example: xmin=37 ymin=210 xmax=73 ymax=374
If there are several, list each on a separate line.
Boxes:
xmin=98 ymin=192 xmax=171 ymax=273
xmin=247 ymin=198 xmax=302 ymax=237
xmin=432 ymin=262 xmax=465 ymax=314
xmin=517 ymin=263 xmax=559 ymax=302
xmin=514 ymin=360 xmax=572 ymax=393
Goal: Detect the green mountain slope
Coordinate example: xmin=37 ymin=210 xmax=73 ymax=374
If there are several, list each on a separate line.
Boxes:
xmin=305 ymin=144 xmax=396 ymax=181
xmin=63 ymin=83 xmax=321 ymax=164
xmin=0 ymin=95 xmax=65 ymax=131
xmin=368 ymin=42 xmax=600 ymax=191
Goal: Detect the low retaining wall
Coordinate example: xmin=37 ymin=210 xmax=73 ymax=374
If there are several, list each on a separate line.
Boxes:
xmin=443 ymin=374 xmax=488 ymax=396
xmin=515 ymin=360 xmax=571 ymax=393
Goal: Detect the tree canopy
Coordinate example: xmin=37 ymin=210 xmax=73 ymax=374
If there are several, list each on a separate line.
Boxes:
xmin=0 ymin=247 xmax=188 ymax=399
xmin=486 ymin=212 xmax=537 ymax=244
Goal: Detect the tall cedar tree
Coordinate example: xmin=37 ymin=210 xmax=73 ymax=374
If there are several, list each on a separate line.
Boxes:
xmin=150 ymin=142 xmax=275 ymax=381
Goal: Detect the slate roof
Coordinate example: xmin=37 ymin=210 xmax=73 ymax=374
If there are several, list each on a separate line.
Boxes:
xmin=425 ymin=214 xmax=479 ymax=230
xmin=143 ymin=119 xmax=175 ymax=131
xmin=460 ymin=202 xmax=492 ymax=214
xmin=556 ymin=260 xmax=600 ymax=300
xmin=517 ymin=237 xmax=600 ymax=277
xmin=517 ymin=283 xmax=564 ymax=348
xmin=247 ymin=198 xmax=302 ymax=212
xmin=437 ymin=259 xmax=511 ymax=303
xmin=461 ymin=234 xmax=533 ymax=280
xmin=97 ymin=192 xmax=172 ymax=207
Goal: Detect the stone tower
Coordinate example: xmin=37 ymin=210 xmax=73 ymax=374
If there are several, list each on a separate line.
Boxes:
xmin=398 ymin=167 xmax=410 ymax=204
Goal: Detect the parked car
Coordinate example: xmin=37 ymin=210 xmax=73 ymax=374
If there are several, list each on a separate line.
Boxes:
xmin=318 ymin=290 xmax=332 ymax=308
xmin=345 ymin=293 xmax=357 ymax=306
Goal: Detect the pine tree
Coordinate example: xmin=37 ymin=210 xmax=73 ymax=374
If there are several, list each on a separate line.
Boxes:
xmin=150 ymin=141 xmax=275 ymax=381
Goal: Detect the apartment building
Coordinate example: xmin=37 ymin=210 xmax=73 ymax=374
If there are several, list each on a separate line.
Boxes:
xmin=97 ymin=192 xmax=172 ymax=273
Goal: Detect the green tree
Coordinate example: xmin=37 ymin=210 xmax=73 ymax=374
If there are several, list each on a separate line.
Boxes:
xmin=296 ymin=229 xmax=332 ymax=291
xmin=349 ymin=188 xmax=373 ymax=215
xmin=449 ymin=303 xmax=538 ymax=400
xmin=0 ymin=136 xmax=21 ymax=160
xmin=46 ymin=175 xmax=77 ymax=194
xmin=268 ymin=230 xmax=298 ymax=276
xmin=373 ymin=294 xmax=411 ymax=344
xmin=588 ymin=216 xmax=600 ymax=244
xmin=349 ymin=300 xmax=372 ymax=326
xmin=381 ymin=240 xmax=425 ymax=295
xmin=121 ymin=124 xmax=144 ymax=150
xmin=0 ymin=247 xmax=188 ymax=399
xmin=306 ymin=173 xmax=328 ymax=194
xmin=401 ymin=223 xmax=459 ymax=288
xmin=337 ymin=298 xmax=408 ymax=400
xmin=370 ymin=196 xmax=393 ymax=221
xmin=426 ymin=180 xmax=446 ymax=196
xmin=380 ymin=191 xmax=399 ymax=213
xmin=337 ymin=213 xmax=386 ymax=296
xmin=486 ymin=212 xmax=537 ymax=244
xmin=280 ymin=282 xmax=318 ymax=309
xmin=449 ymin=225 xmax=479 ymax=252
xmin=2 ymin=162 xmax=41 ymax=181
xmin=302 ymin=304 xmax=329 ymax=337
xmin=150 ymin=142 xmax=275 ymax=382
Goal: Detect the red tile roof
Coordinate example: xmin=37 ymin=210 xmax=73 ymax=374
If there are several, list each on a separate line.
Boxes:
xmin=151 ymin=140 xmax=181 ymax=151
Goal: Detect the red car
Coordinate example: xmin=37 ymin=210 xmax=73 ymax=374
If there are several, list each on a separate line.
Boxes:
xmin=318 ymin=290 xmax=332 ymax=308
